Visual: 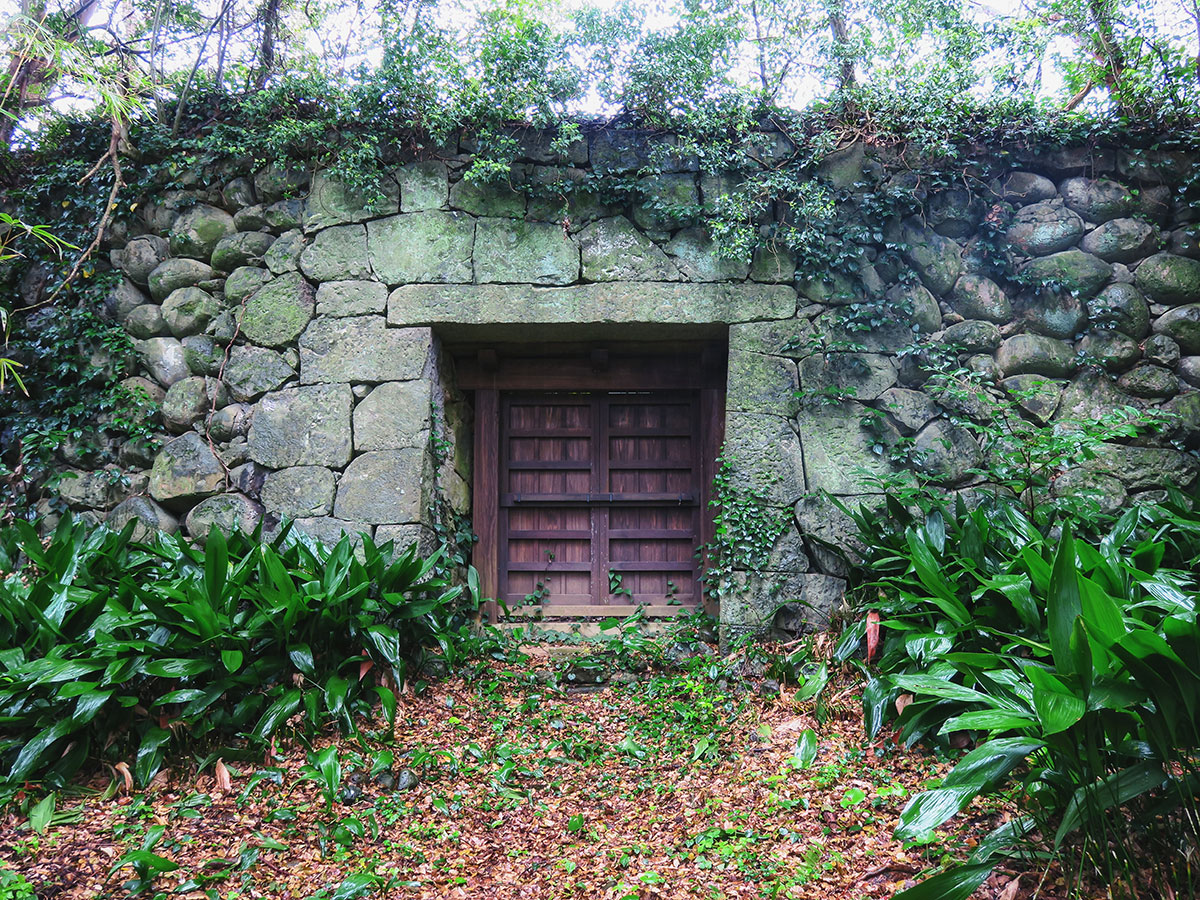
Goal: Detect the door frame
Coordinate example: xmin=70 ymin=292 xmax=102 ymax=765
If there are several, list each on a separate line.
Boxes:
xmin=458 ymin=344 xmax=726 ymax=620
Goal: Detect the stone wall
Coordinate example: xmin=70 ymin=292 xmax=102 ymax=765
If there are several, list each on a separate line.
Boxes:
xmin=52 ymin=128 xmax=1200 ymax=639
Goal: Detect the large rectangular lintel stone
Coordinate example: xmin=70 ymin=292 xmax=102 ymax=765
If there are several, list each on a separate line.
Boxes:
xmin=386 ymin=282 xmax=797 ymax=326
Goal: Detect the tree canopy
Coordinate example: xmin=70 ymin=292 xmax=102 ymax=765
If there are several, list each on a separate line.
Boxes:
xmin=3 ymin=0 xmax=1200 ymax=152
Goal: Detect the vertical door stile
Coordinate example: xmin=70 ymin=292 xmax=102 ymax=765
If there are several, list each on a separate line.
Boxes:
xmin=496 ymin=392 xmax=511 ymax=609
xmin=474 ymin=388 xmax=500 ymax=618
xmin=594 ymin=393 xmax=611 ymax=606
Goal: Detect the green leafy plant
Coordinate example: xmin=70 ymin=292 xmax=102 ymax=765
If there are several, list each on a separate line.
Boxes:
xmin=839 ymin=487 xmax=1200 ymax=896
xmin=0 ymin=516 xmax=473 ymax=795
xmin=701 ymin=454 xmax=788 ymax=601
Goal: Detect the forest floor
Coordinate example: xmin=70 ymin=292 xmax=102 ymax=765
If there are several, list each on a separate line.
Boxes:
xmin=1 ymin=632 xmax=1065 ymax=900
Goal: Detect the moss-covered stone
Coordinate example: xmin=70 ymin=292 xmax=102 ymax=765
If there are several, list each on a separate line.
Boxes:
xmin=298 ymin=318 xmax=429 ymax=384
xmin=996 ymin=333 xmax=1075 ymax=377
xmin=902 ymin=223 xmax=963 ymax=297
xmin=727 ymin=350 xmax=800 ymax=415
xmin=315 ymin=280 xmax=388 ymax=317
xmin=877 ymin=387 xmax=940 ymax=433
xmin=664 ymin=228 xmax=750 ymax=282
xmin=799 ymin=352 xmax=897 ymax=403
xmin=941 ymin=319 xmax=1001 ymax=352
xmin=580 ymin=216 xmax=681 ymax=282
xmin=264 ymin=229 xmax=306 ymax=275
xmin=1060 ymin=177 xmax=1134 ymax=223
xmin=797 ymin=402 xmax=897 ymax=495
xmin=723 ymin=412 xmax=807 ymax=503
xmin=149 ymin=432 xmax=226 ymax=508
xmin=1001 ymin=374 xmax=1065 ymax=424
xmin=224 ymin=344 xmax=294 ymax=401
xmin=475 ymin=218 xmax=580 ymax=285
xmin=137 ymin=337 xmax=190 ymax=387
xmin=990 ymin=171 xmax=1058 ymax=205
xmin=181 ymin=335 xmax=222 ymax=375
xmin=248 ymin=384 xmax=353 ymax=468
xmin=125 ymin=304 xmax=167 ymax=339
xmin=1079 ymin=218 xmax=1158 ymax=264
xmin=949 ymin=275 xmax=1011 ymax=322
xmin=1006 ymin=200 xmax=1084 ymax=255
xmin=169 ymin=204 xmax=236 ymax=259
xmin=106 ymin=496 xmax=179 ymax=540
xmin=1019 ymin=249 xmax=1111 ymax=299
xmin=1153 ymin=304 xmax=1200 ymax=354
xmin=398 ymin=161 xmax=449 ymax=212
xmin=224 ymin=266 xmax=272 ymax=305
xmin=1015 ymin=288 xmax=1087 ymax=339
xmin=161 ymin=286 xmax=219 ymax=338
xmin=367 ymin=212 xmax=475 ymax=284
xmin=120 ymin=236 xmax=169 ymax=285
xmin=632 ymin=173 xmax=700 ymax=231
xmin=1117 ymin=364 xmax=1179 ymax=399
xmin=305 ymin=170 xmax=399 ymax=230
xmin=1078 ymin=330 xmax=1141 ymax=371
xmin=1090 ymin=283 xmax=1150 ymax=337
xmin=1134 ymin=253 xmax=1200 ymax=304
xmin=185 ymin=493 xmax=263 ymax=543
xmin=241 ymin=273 xmax=316 ymax=348
xmin=261 ymin=466 xmax=337 ymax=517
xmin=911 ymin=419 xmax=981 ymax=485
xmin=211 ymin=231 xmax=276 ymax=272
xmin=162 ymin=376 xmax=225 ymax=432
xmin=334 ymin=448 xmax=431 ymax=524
xmin=352 ymin=380 xmax=432 ymax=451
xmin=298 ymin=224 xmax=372 ymax=282
xmin=147 ymin=258 xmax=213 ymax=301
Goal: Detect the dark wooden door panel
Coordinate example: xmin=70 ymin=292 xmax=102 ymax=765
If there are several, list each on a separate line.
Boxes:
xmin=498 ymin=391 xmax=702 ymax=614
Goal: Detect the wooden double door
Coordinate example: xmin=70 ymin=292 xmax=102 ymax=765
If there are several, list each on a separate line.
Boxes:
xmin=464 ymin=348 xmax=724 ymax=618
xmin=500 ymin=391 xmax=702 ymax=615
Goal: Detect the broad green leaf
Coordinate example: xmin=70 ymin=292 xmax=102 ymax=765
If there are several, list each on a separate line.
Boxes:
xmin=329 ymin=872 xmax=379 ymax=900
xmin=9 ymin=718 xmax=72 ymax=783
xmin=252 ymin=689 xmax=303 ymax=740
xmin=71 ymin=688 xmax=113 ymax=727
xmin=1077 ymin=575 xmax=1126 ymax=647
xmin=325 ymin=675 xmax=351 ymax=720
xmin=793 ymin=729 xmax=818 ymax=768
xmin=942 ymin=737 xmax=1045 ymax=790
xmin=221 ymin=649 xmax=244 ymax=673
xmin=891 ymin=863 xmax=994 ymax=900
xmin=904 ymin=633 xmax=953 ymax=662
xmin=794 ymin=664 xmax=828 ymax=702
xmin=939 ymin=710 xmax=1038 ymax=734
xmin=1032 ymin=685 xmax=1085 ymax=734
xmin=143 ymin=658 xmax=214 ymax=678
xmin=288 ymin=644 xmax=315 ymax=676
xmin=861 ymin=676 xmax=891 ymax=739
xmin=895 ymin=786 xmax=983 ymax=841
xmin=28 ymin=792 xmax=55 ymax=835
xmin=135 ymin=727 xmax=172 ymax=786
xmin=205 ymin=526 xmax=229 ymax=609
xmin=1047 ymin=528 xmax=1082 ymax=675
xmin=905 ymin=529 xmax=970 ymax=625
xmin=375 ymin=685 xmax=397 ymax=730
xmin=111 ymin=850 xmax=179 ymax=876
xmin=891 ymin=674 xmax=993 ymax=705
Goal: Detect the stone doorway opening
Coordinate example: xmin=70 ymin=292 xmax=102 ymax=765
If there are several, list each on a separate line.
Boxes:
xmin=445 ymin=330 xmax=726 ymax=623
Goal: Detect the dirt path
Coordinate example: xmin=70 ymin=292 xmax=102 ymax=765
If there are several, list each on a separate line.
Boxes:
xmin=2 ymin=653 xmax=1044 ymax=900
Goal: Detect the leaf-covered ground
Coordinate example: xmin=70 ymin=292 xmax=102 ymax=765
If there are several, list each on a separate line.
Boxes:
xmin=1 ymin=640 xmax=1065 ymax=900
